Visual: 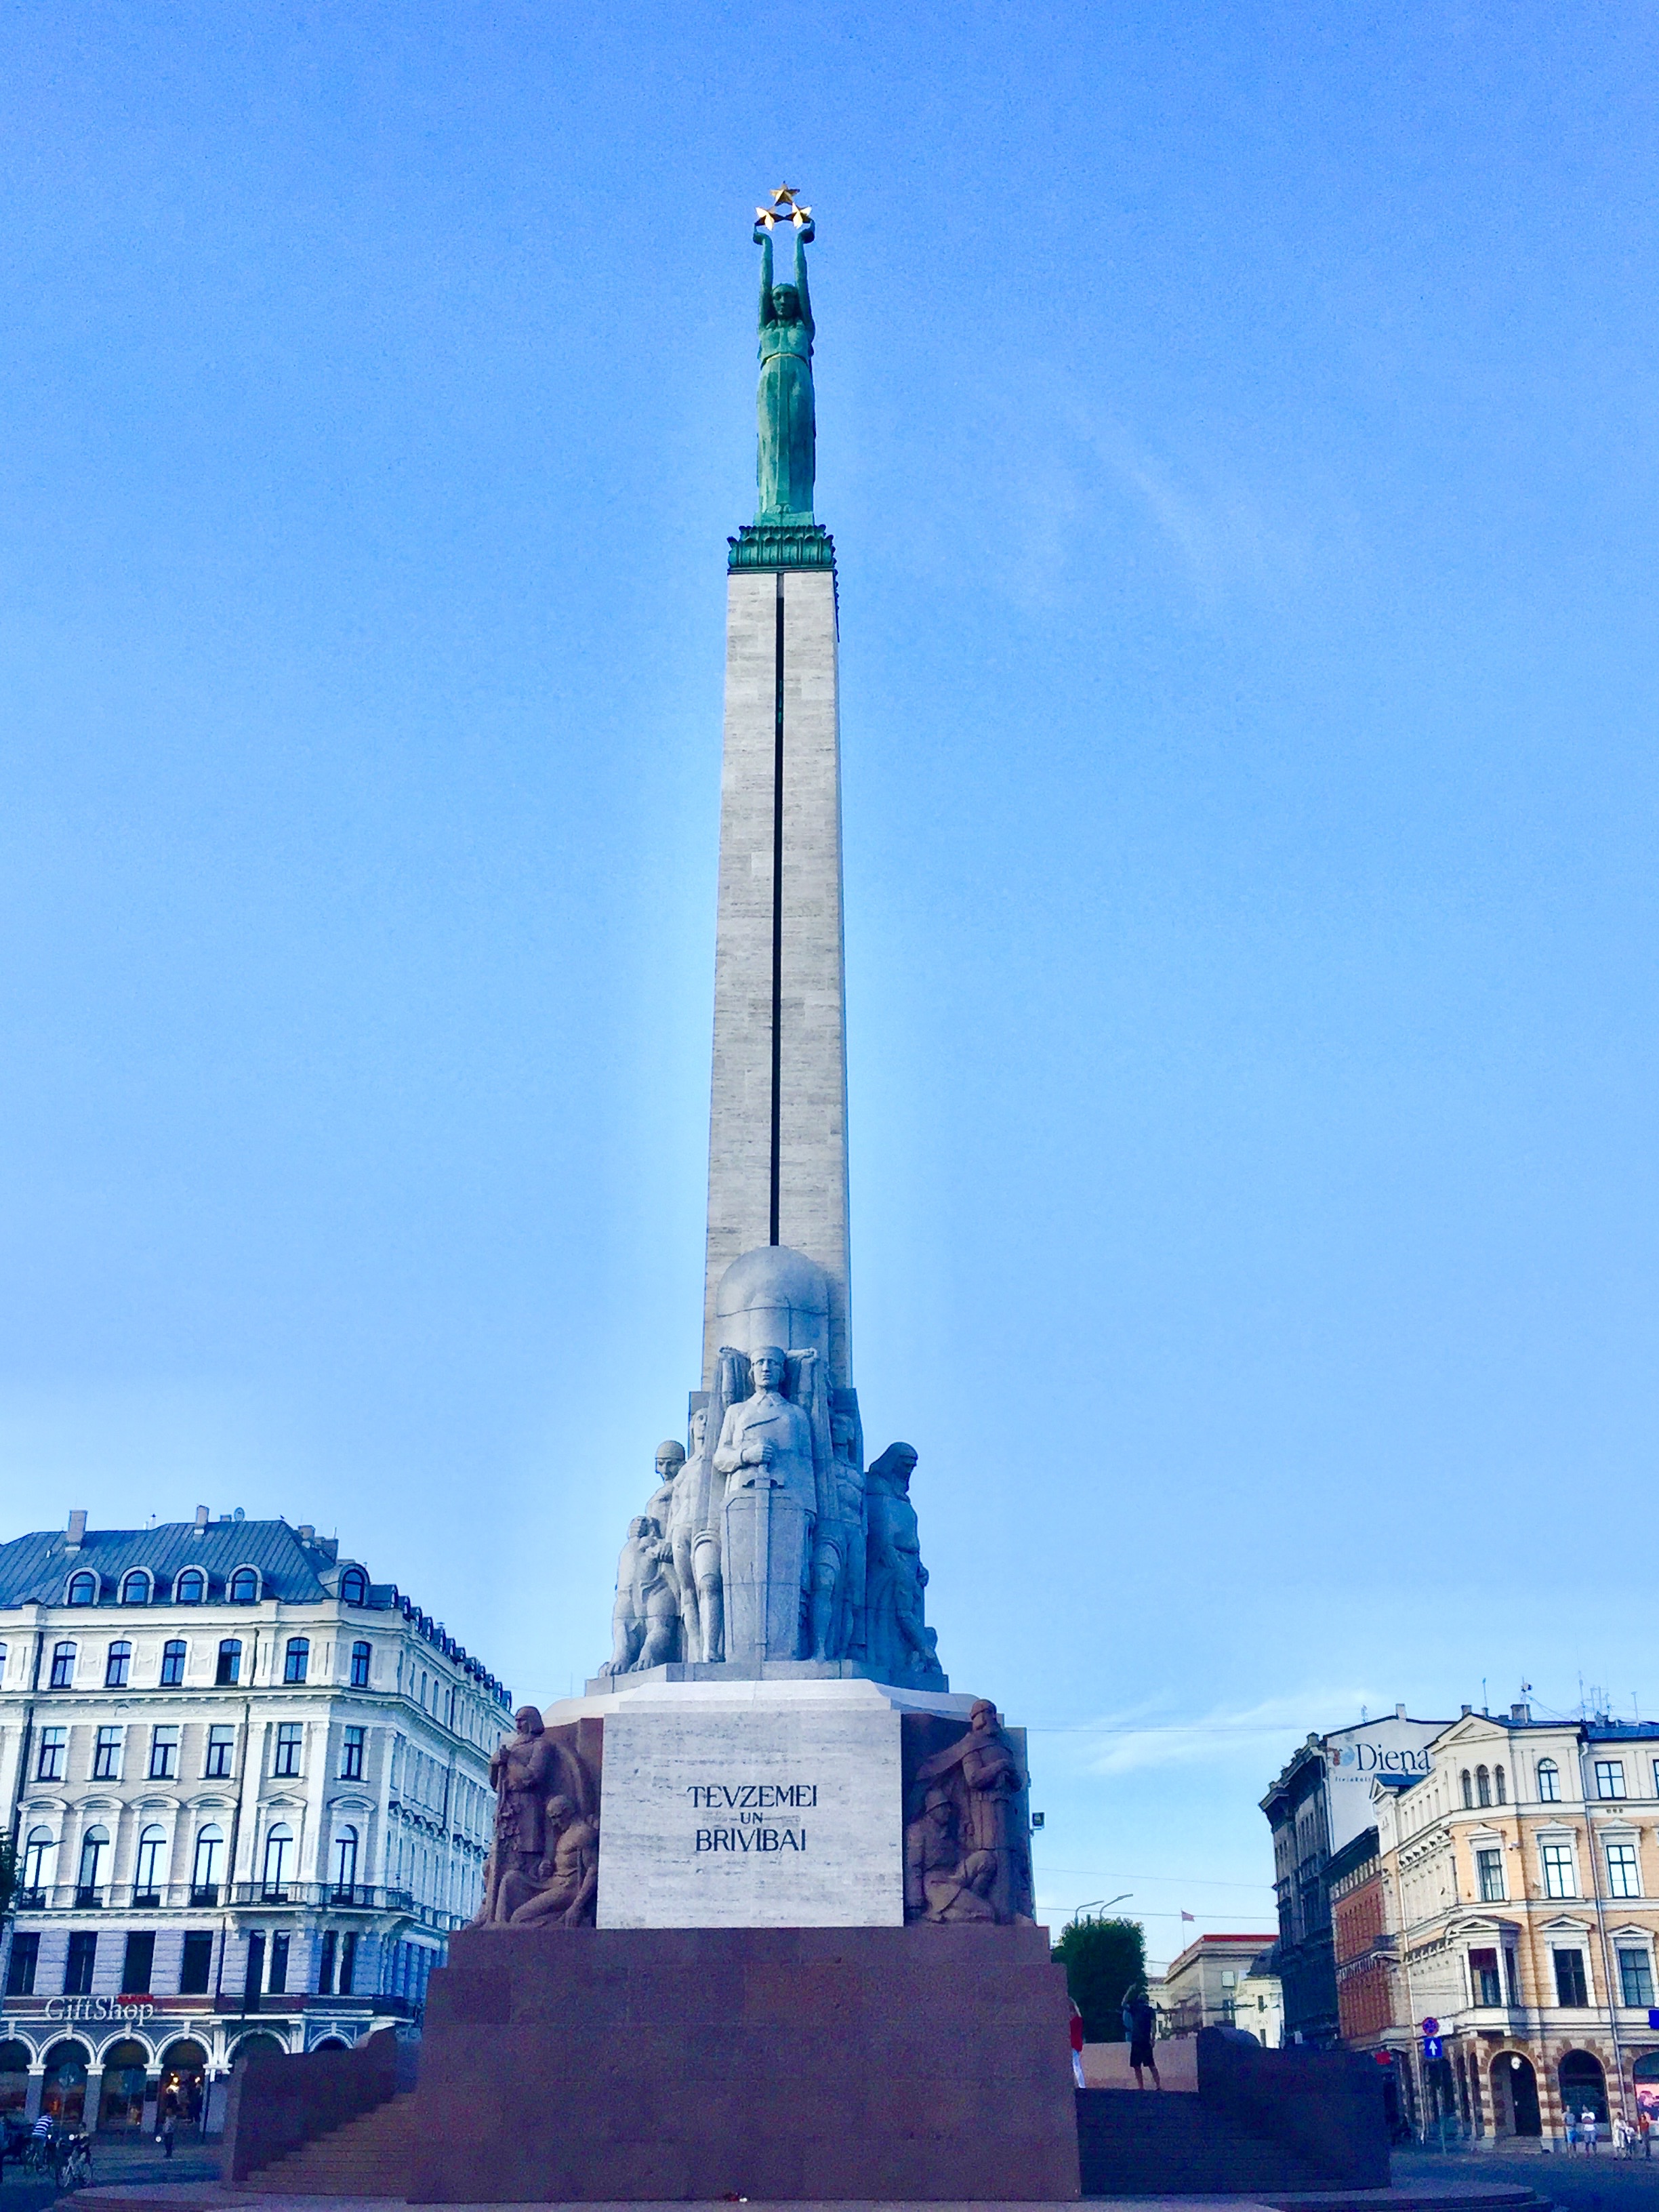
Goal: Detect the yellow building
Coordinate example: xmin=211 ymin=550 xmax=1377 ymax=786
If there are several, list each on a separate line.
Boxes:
xmin=1369 ymin=1706 xmax=1659 ymax=2142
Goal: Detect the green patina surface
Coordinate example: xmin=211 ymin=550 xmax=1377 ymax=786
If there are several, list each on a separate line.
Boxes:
xmin=727 ymin=520 xmax=836 ymax=573
xmin=733 ymin=209 xmax=834 ymax=573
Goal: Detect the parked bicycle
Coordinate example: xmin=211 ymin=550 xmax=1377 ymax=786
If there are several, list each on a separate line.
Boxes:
xmin=56 ymin=2133 xmax=94 ymax=2191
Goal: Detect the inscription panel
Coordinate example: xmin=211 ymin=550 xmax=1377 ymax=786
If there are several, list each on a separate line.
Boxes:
xmin=596 ymin=1700 xmax=903 ymax=1927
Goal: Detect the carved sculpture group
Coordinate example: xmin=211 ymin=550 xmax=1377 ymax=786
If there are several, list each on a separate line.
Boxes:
xmin=472 ymin=1706 xmax=600 ymax=1931
xmin=902 ymin=1700 xmax=1036 ymax=1927
xmin=599 ymin=1343 xmax=944 ymax=1685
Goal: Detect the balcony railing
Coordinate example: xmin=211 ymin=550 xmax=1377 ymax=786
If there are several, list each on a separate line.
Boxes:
xmin=12 ymin=1878 xmax=465 ymax=1931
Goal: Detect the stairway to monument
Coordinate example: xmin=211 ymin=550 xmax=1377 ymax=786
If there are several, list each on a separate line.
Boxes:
xmin=241 ymin=2088 xmax=416 ymax=2196
xmin=1076 ymin=2086 xmax=1331 ymax=2195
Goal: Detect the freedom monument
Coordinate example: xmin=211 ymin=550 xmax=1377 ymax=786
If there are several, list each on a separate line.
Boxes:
xmin=403 ymin=194 xmax=1080 ymax=2203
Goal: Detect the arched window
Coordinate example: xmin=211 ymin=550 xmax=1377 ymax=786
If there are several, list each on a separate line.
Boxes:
xmin=341 ymin=1568 xmax=368 ymax=1605
xmin=119 ymin=1570 xmax=150 ymax=1605
xmin=283 ymin=1637 xmax=309 ymax=1683
xmin=191 ymin=1825 xmax=224 ymax=1900
xmin=1477 ymin=1765 xmax=1492 ymax=1807
xmin=174 ymin=1568 xmax=207 ymax=1603
xmin=77 ymin=1826 xmax=109 ymax=1895
xmin=104 ymin=1640 xmax=131 ymax=1688
xmin=261 ymin=1824 xmax=294 ymax=1898
xmin=66 ymin=1572 xmax=96 ymax=1606
xmin=134 ymin=1825 xmax=167 ymax=1899
xmin=332 ymin=1825 xmax=359 ymax=1898
xmin=1538 ymin=1758 xmax=1560 ymax=1802
xmin=22 ymin=1828 xmax=55 ymax=1896
xmin=1495 ymin=1764 xmax=1507 ymax=1804
xmin=1462 ymin=1769 xmax=1474 ymax=1809
xmin=228 ymin=1567 xmax=260 ymax=1603
xmin=161 ymin=1638 xmax=187 ymax=1685
xmin=49 ymin=1641 xmax=76 ymax=1688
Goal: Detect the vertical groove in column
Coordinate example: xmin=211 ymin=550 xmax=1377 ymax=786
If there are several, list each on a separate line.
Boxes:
xmin=770 ymin=569 xmax=785 ymax=1246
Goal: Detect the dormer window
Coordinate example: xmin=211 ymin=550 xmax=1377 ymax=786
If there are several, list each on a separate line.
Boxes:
xmin=228 ymin=1568 xmax=260 ymax=1604
xmin=341 ymin=1568 xmax=368 ymax=1606
xmin=66 ymin=1572 xmax=96 ymax=1606
xmin=174 ymin=1568 xmax=207 ymax=1604
xmin=119 ymin=1570 xmax=150 ymax=1605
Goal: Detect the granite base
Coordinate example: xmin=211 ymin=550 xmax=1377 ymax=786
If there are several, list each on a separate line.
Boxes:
xmin=407 ymin=1923 xmax=1081 ymax=2203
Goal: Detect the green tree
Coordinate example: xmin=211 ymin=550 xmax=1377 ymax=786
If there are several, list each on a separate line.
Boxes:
xmin=1052 ymin=1915 xmax=1147 ymax=2043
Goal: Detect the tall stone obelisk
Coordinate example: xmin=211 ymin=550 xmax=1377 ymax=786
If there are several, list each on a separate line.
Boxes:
xmin=702 ymin=201 xmax=852 ymax=1393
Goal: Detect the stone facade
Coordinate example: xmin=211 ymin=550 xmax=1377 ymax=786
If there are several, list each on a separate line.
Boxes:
xmin=0 ymin=1511 xmax=509 ymax=2131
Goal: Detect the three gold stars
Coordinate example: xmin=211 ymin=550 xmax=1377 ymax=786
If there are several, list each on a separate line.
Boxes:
xmin=754 ymin=185 xmax=813 ymax=230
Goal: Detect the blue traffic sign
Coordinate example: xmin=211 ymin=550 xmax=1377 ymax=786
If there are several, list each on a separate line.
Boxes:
xmin=1422 ymin=2036 xmax=1443 ymax=2061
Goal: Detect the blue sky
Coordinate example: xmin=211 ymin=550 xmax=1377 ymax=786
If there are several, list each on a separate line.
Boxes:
xmin=4 ymin=2 xmax=1658 ymax=1961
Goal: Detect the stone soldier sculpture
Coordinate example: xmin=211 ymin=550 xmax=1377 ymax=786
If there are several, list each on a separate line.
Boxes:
xmin=643 ymin=1439 xmax=685 ymax=1533
xmin=810 ymin=1406 xmax=867 ymax=1660
xmin=904 ymin=1785 xmax=998 ymax=1923
xmin=667 ymin=1406 xmax=722 ymax=1662
xmin=864 ymin=1443 xmax=944 ymax=1687
xmin=472 ymin=1705 xmax=557 ymax=1925
xmin=715 ymin=1344 xmax=819 ymax=1659
xmin=915 ymin=1700 xmax=1034 ymax=1924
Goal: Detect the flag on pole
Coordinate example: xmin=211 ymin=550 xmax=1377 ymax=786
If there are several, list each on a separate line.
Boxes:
xmin=1181 ymin=1910 xmax=1195 ymax=1922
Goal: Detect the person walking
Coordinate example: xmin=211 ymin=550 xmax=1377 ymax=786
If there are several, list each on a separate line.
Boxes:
xmin=1068 ymin=2002 xmax=1086 ymax=2089
xmin=1122 ymin=1984 xmax=1162 ymax=2091
xmin=159 ymin=2110 xmax=177 ymax=2161
xmin=1638 ymin=2106 xmax=1652 ymax=2158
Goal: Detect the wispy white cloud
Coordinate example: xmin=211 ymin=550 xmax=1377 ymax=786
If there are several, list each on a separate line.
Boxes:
xmin=1033 ymin=1689 xmax=1389 ymax=1779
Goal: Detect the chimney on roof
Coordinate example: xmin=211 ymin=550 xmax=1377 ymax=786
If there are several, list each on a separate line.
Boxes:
xmin=1462 ymin=1704 xmax=1473 ymax=1717
xmin=66 ymin=1509 xmax=87 ymax=1553
xmin=1395 ymin=1703 xmax=1406 ymax=1721
xmin=1511 ymin=1702 xmax=1530 ymax=1721
xmin=297 ymin=1525 xmax=314 ymax=1542
xmin=193 ymin=1506 xmax=209 ymax=1536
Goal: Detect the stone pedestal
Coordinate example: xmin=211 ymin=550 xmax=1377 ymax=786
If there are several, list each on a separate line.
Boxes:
xmin=409 ymin=1922 xmax=1081 ymax=2203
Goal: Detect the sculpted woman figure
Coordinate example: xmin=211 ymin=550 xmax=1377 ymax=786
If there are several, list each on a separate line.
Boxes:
xmin=753 ymin=214 xmax=816 ymax=522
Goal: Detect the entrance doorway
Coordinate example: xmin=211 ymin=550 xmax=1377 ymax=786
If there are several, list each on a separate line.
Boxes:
xmin=157 ymin=2039 xmax=207 ymax=2130
xmin=98 ymin=2040 xmax=150 ymax=2129
xmin=1493 ymin=2052 xmax=1541 ymax=2136
xmin=1559 ymin=2050 xmax=1609 ymax=2127
xmin=41 ymin=2041 xmax=89 ymax=2127
xmin=1633 ymin=2051 xmax=1659 ymax=2125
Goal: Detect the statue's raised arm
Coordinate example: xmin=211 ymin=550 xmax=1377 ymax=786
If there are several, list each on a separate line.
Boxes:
xmin=792 ymin=226 xmax=815 ymax=343
xmin=752 ymin=205 xmax=817 ymax=524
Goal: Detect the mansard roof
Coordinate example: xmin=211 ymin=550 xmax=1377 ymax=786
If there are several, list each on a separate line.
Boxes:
xmin=0 ymin=1516 xmax=367 ymax=1610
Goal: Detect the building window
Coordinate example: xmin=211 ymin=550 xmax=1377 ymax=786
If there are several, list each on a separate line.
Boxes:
xmin=216 ymin=1638 xmax=241 ymax=1686
xmin=319 ymin=1929 xmax=337 ymax=1994
xmin=1542 ymin=1840 xmax=1576 ymax=1898
xmin=268 ymin=1930 xmax=290 ymax=1994
xmin=1469 ymin=1947 xmax=1502 ymax=2006
xmin=119 ymin=1570 xmax=149 ymax=1605
xmin=340 ymin=1930 xmax=358 ymax=1994
xmin=62 ymin=1932 xmax=97 ymax=1996
xmin=77 ymin=1826 xmax=109 ymax=1897
xmin=121 ymin=1931 xmax=155 ymax=1994
xmin=228 ymin=1568 xmax=260 ymax=1603
xmin=1553 ymin=1947 xmax=1589 ymax=2007
xmin=1460 ymin=1769 xmax=1473 ymax=1809
xmin=1495 ymin=1764 xmax=1507 ymax=1804
xmin=190 ymin=1825 xmax=224 ymax=1904
xmin=134 ymin=1825 xmax=167 ymax=1902
xmin=1653 ymin=1759 xmax=1659 ymax=1800
xmin=35 ymin=1728 xmax=66 ymax=1781
xmin=1607 ymin=1840 xmax=1641 ymax=1898
xmin=1620 ymin=1947 xmax=1656 ymax=2008
xmin=160 ymin=1638 xmax=186 ymax=1685
xmin=5 ymin=1931 xmax=39 ymax=1996
xmin=1596 ymin=1760 xmax=1627 ymax=1800
xmin=1477 ymin=1765 xmax=1492 ymax=1808
xmin=261 ymin=1824 xmax=294 ymax=1899
xmin=175 ymin=1568 xmax=207 ymax=1603
xmin=22 ymin=1828 xmax=54 ymax=1898
xmin=148 ymin=1725 xmax=180 ymax=1781
xmin=93 ymin=1726 xmax=123 ymax=1780
xmin=283 ymin=1637 xmax=310 ymax=1683
xmin=350 ymin=1641 xmax=371 ymax=1688
xmin=332 ymin=1826 xmax=359 ymax=1898
xmin=179 ymin=1929 xmax=214 ymax=1994
xmin=274 ymin=1722 xmax=303 ymax=1777
xmin=342 ymin=1568 xmax=369 ymax=1605
xmin=205 ymin=1723 xmax=235 ymax=1778
xmin=340 ymin=1725 xmax=365 ymax=1781
xmin=49 ymin=1642 xmax=76 ymax=1689
xmin=104 ymin=1640 xmax=131 ymax=1687
xmin=66 ymin=1572 xmax=96 ymax=1606
xmin=1477 ymin=1847 xmax=1506 ymax=1902
xmin=1538 ymin=1758 xmax=1560 ymax=1801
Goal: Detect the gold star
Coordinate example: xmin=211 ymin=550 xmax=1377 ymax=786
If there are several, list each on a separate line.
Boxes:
xmin=769 ymin=185 xmax=801 ymax=209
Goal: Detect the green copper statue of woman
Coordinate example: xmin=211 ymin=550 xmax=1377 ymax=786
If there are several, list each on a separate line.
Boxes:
xmin=753 ymin=215 xmax=815 ymax=523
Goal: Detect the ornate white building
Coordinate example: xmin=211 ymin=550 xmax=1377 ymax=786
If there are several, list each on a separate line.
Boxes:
xmin=0 ymin=1509 xmax=510 ymax=2132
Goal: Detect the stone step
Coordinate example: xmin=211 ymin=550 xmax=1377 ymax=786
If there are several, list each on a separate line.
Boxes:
xmin=243 ymin=2090 xmax=417 ymax=2196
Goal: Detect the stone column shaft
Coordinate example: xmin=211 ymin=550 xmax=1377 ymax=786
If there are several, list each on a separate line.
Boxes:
xmin=703 ymin=565 xmax=851 ymax=1387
